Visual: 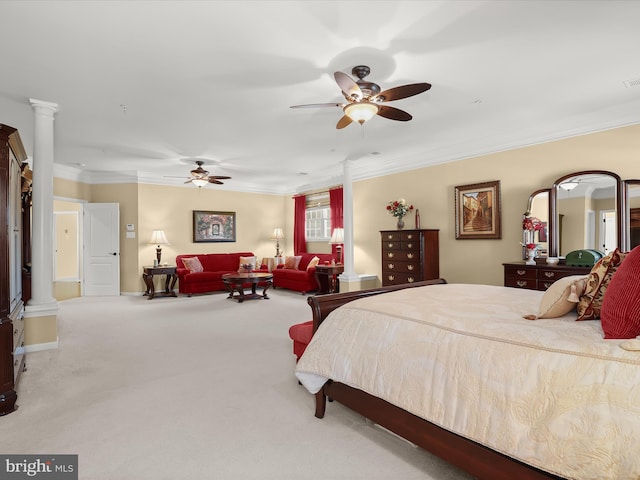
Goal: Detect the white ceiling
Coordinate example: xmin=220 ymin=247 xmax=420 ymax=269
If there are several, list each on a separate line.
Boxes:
xmin=2 ymin=0 xmax=640 ymax=195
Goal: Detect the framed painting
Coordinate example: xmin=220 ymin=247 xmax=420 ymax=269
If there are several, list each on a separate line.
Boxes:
xmin=193 ymin=210 xmax=236 ymax=243
xmin=454 ymin=180 xmax=501 ymax=239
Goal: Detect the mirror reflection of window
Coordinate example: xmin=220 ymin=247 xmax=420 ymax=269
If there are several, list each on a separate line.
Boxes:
xmin=628 ymin=181 xmax=640 ymax=250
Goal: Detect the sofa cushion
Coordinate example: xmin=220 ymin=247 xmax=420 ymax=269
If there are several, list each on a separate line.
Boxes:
xmin=182 ymin=256 xmax=204 ymax=273
xmin=284 ymin=255 xmax=302 ymax=269
xmin=306 ymin=256 xmax=320 ymax=270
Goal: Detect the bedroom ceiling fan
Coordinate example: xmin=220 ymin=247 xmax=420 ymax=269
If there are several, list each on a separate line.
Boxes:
xmin=290 ymin=65 xmax=431 ymax=129
xmin=174 ymin=160 xmax=231 ymax=188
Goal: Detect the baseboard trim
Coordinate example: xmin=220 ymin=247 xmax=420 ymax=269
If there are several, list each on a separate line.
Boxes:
xmin=25 ymin=338 xmax=60 ymax=352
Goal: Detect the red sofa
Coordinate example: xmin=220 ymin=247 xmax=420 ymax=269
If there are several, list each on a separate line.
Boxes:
xmin=176 ymin=252 xmax=257 ymax=295
xmin=271 ymin=253 xmax=335 ymax=294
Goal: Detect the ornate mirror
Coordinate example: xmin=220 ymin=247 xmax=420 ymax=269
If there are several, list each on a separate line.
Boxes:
xmin=549 ymin=170 xmax=622 ymax=258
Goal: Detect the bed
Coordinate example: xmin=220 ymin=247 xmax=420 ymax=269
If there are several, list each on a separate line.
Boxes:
xmin=295 ymin=279 xmax=640 ymax=480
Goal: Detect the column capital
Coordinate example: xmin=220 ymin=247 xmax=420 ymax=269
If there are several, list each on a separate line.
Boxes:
xmin=29 ymin=98 xmax=59 ymax=114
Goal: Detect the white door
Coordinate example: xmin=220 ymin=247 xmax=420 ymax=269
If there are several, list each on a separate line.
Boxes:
xmin=601 ymin=210 xmax=617 ymax=254
xmin=83 ymin=203 xmax=120 ymax=296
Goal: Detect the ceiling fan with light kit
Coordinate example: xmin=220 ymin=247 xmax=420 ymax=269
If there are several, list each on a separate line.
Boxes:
xmin=290 ymin=65 xmax=431 ymax=129
xmin=167 ymin=160 xmax=231 ymax=188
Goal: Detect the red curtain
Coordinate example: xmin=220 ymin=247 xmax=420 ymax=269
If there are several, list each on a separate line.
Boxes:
xmin=329 ymin=187 xmax=344 ymax=257
xmin=293 ymin=194 xmax=307 ymax=254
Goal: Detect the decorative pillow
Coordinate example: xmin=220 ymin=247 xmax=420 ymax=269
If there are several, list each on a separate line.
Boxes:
xmin=284 ymin=255 xmax=302 ymax=270
xmin=238 ymin=256 xmax=257 ymax=271
xmin=600 ymin=246 xmax=640 ymax=339
xmin=306 ymin=256 xmax=320 ymax=271
xmin=576 ymin=249 xmax=627 ymax=320
xmin=182 ymin=256 xmax=204 ymax=273
xmin=523 ymin=275 xmax=588 ymax=320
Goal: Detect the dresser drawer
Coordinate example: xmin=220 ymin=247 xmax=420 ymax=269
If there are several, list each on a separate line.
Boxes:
xmin=381 ymin=232 xmax=401 ymax=242
xmin=382 ymin=272 xmax=421 ymax=285
xmin=505 ymin=277 xmax=537 ymax=289
xmin=383 ymin=250 xmax=421 ymax=261
xmin=382 ymin=260 xmax=422 ymax=275
xmin=504 ymin=265 xmax=537 ymax=280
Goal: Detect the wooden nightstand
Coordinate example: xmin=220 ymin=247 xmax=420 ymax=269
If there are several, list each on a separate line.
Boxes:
xmin=503 ymin=262 xmax=590 ymax=291
xmin=314 ymin=264 xmax=344 ymax=294
xmin=143 ymin=265 xmax=177 ymax=299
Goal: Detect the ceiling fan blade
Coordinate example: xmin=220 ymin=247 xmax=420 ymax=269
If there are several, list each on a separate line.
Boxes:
xmin=336 ymin=115 xmax=353 ymax=129
xmin=184 ymin=179 xmax=193 ymax=184
xmin=334 ymin=71 xmax=362 ymax=101
xmin=377 ymin=105 xmax=413 ymax=121
xmin=208 ymin=178 xmax=224 ymax=185
xmin=209 ymin=175 xmax=231 ymax=180
xmin=375 ymin=83 xmax=431 ymax=102
xmin=290 ymin=103 xmax=342 ymax=109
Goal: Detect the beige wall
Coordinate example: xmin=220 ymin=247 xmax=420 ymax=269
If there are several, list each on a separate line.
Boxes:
xmin=353 ymin=124 xmax=640 ymax=286
xmin=52 ymin=123 xmax=640 ymax=293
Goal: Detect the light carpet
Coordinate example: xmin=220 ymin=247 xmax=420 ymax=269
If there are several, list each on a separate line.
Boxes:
xmin=0 ymin=290 xmax=472 ymax=480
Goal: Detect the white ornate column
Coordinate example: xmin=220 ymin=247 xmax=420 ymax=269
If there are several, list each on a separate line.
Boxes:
xmin=26 ymin=99 xmax=59 ymax=318
xmin=339 ymin=159 xmax=359 ymax=283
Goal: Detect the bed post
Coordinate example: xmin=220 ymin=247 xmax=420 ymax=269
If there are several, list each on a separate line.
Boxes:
xmin=314 ymin=390 xmax=326 ymax=418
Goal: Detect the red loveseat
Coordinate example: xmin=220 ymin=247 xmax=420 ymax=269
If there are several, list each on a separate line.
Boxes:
xmin=176 ymin=252 xmax=257 ymax=296
xmin=271 ymin=253 xmax=335 ymax=294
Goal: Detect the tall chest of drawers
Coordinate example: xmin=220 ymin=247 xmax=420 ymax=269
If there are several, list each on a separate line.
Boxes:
xmin=503 ymin=262 xmax=591 ymax=291
xmin=380 ymin=229 xmax=439 ymax=286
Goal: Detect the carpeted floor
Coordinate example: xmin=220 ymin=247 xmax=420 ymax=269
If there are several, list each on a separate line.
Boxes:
xmin=0 ymin=290 xmax=473 ymax=480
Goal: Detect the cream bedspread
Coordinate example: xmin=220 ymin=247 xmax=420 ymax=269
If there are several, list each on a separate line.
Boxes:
xmin=295 ymin=284 xmax=640 ymax=480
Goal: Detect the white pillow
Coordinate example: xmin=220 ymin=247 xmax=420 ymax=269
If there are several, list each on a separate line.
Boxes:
xmin=524 ymin=275 xmax=588 ymax=320
xmin=306 ymin=256 xmax=320 ymax=270
xmin=238 ymin=256 xmax=257 ymax=271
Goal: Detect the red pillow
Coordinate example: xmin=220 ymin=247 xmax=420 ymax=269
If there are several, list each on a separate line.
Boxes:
xmin=600 ymin=246 xmax=640 ymax=339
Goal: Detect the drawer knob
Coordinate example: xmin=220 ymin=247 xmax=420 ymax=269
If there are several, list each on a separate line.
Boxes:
xmin=387 ymin=263 xmax=395 ymax=270
xmin=408 ymin=277 xmax=415 ymax=283
xmin=517 ymin=280 xmax=527 ymax=287
xmin=407 ymin=265 xmax=414 ymax=271
xmin=387 ymin=243 xmax=394 ymax=248
xmin=387 ymin=252 xmax=394 ymax=258
xmin=387 ymin=275 xmax=395 ymax=281
xmin=517 ymin=270 xmax=526 ymax=276
xmin=407 ymin=253 xmax=414 ymax=259
xmin=386 ymin=234 xmax=393 ymax=240
xmin=407 ymin=243 xmax=413 ymax=249
xmin=544 ymin=272 xmax=555 ymax=278
xmin=543 ymin=282 xmax=553 ymax=289
xmin=407 ymin=234 xmax=414 ymax=239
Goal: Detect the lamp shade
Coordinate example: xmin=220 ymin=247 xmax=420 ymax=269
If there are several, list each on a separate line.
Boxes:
xmin=344 ymin=102 xmax=378 ymax=124
xmin=148 ymin=230 xmax=170 ymax=245
xmin=271 ymin=228 xmax=285 ymax=240
xmin=329 ymin=228 xmax=344 ymax=244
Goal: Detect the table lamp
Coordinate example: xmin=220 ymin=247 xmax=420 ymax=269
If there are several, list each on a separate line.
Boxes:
xmin=148 ymin=229 xmax=170 ymax=265
xmin=329 ymin=228 xmax=344 ymax=264
xmin=271 ymin=228 xmax=284 ymax=257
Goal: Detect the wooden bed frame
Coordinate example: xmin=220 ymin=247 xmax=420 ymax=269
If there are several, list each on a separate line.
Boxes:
xmin=306 ymin=279 xmax=563 ymax=480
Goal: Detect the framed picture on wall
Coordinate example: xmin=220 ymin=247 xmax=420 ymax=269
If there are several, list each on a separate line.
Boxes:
xmin=454 ymin=180 xmax=502 ymax=239
xmin=193 ymin=210 xmax=236 ymax=242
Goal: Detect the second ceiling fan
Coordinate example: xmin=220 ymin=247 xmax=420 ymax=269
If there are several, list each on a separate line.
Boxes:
xmin=290 ymin=65 xmax=431 ymax=129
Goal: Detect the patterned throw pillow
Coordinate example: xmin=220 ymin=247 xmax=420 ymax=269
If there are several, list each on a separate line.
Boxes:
xmin=284 ymin=255 xmax=302 ymax=270
xmin=600 ymin=246 xmax=640 ymax=338
xmin=524 ymin=275 xmax=588 ymax=320
xmin=576 ymin=249 xmax=627 ymax=320
xmin=306 ymin=256 xmax=320 ymax=271
xmin=238 ymin=256 xmax=257 ymax=271
xmin=182 ymin=256 xmax=204 ymax=273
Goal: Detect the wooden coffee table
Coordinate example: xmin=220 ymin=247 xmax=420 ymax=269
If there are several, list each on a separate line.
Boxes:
xmin=222 ymin=272 xmax=273 ymax=303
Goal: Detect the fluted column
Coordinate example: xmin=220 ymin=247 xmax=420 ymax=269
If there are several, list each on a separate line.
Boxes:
xmin=27 ymin=99 xmax=58 ymax=310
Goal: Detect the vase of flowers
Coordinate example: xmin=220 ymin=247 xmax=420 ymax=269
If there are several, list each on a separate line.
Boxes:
xmin=522 ymin=216 xmax=543 ymax=259
xmin=387 ymin=199 xmax=414 ymax=229
xmin=523 ymin=243 xmax=537 ymax=265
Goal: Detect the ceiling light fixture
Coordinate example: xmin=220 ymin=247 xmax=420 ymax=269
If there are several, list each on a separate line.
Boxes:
xmin=343 ymin=102 xmax=378 ymax=124
xmin=559 ymin=181 xmax=579 ymax=191
xmin=192 ymin=178 xmax=208 ymax=188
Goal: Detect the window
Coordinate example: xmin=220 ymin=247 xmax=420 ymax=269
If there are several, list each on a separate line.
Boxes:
xmin=306 ymin=206 xmax=331 ymax=241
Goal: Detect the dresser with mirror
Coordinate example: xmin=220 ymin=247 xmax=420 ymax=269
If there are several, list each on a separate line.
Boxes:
xmin=505 ymin=170 xmax=638 ymax=291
